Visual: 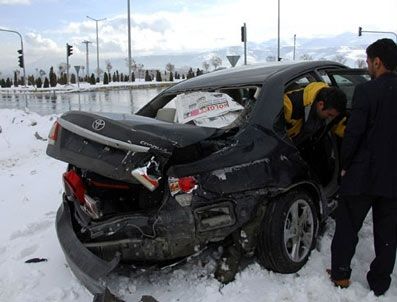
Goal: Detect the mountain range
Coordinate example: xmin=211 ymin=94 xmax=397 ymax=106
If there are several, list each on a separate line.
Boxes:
xmin=3 ymin=32 xmax=388 ymax=77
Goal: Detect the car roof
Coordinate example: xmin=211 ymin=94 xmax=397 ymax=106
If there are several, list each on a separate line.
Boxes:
xmin=166 ymin=61 xmax=346 ymax=93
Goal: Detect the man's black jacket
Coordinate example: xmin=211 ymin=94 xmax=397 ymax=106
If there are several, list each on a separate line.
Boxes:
xmin=340 ymin=72 xmax=397 ymax=198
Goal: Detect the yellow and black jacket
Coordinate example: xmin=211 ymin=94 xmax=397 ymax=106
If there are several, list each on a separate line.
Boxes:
xmin=283 ymin=82 xmax=346 ymax=140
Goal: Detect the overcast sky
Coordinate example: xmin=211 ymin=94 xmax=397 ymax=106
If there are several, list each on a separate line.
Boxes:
xmin=1 ymin=0 xmax=396 ymax=72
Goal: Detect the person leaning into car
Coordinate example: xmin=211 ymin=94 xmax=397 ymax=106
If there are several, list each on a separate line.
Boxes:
xmin=283 ymin=82 xmax=347 ymax=146
xmin=330 ymin=38 xmax=397 ymax=296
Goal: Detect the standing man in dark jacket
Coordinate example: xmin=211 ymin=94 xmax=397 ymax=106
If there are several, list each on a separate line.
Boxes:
xmin=330 ymin=38 xmax=397 ymax=296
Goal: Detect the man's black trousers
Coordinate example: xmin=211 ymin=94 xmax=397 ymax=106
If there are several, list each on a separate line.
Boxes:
xmin=331 ymin=195 xmax=397 ymax=295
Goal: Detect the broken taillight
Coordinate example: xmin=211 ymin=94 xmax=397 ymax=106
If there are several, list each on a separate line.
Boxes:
xmin=48 ymin=120 xmax=60 ymax=145
xmin=178 ymin=177 xmax=197 ymax=192
xmin=63 ymin=170 xmax=85 ymax=204
xmin=168 ymin=176 xmax=198 ymax=196
xmin=82 ymin=194 xmax=102 ymax=219
xmin=131 ymin=157 xmax=162 ymax=191
xmin=63 ymin=170 xmax=103 ymax=219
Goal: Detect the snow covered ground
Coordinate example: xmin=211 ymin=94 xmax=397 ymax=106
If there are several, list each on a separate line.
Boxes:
xmin=0 ymin=108 xmax=396 ymax=302
xmin=0 ymin=79 xmax=175 ymax=94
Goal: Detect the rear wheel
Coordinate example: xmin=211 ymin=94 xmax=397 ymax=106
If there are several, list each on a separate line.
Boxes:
xmin=256 ymin=190 xmax=319 ymax=273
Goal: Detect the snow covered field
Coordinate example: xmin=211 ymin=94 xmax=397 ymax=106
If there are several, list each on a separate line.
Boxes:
xmin=0 ymin=79 xmax=175 ymax=94
xmin=0 ymin=108 xmax=396 ymax=302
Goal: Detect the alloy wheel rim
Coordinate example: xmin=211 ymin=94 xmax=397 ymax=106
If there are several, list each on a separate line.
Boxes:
xmin=283 ymin=198 xmax=314 ymax=262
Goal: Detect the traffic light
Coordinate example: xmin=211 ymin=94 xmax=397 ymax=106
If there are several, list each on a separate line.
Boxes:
xmin=17 ymin=49 xmax=24 ymax=68
xmin=358 ymin=26 xmax=362 ymax=37
xmin=67 ymin=43 xmax=73 ymax=57
xmin=241 ymin=25 xmax=246 ymax=42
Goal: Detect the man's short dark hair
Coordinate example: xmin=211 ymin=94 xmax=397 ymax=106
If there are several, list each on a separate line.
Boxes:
xmin=316 ymin=87 xmax=347 ymax=113
xmin=366 ymin=38 xmax=397 ymax=71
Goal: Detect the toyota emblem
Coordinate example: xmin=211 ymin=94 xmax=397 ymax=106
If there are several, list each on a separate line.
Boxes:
xmin=92 ymin=119 xmax=106 ymax=131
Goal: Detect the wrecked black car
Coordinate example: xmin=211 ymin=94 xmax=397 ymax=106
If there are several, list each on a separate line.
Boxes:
xmin=46 ymin=61 xmax=368 ymax=297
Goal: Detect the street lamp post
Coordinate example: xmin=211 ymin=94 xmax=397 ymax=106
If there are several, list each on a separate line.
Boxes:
xmin=358 ymin=26 xmax=397 ymax=42
xmin=277 ymin=0 xmax=281 ymax=61
xmin=127 ymin=0 xmax=133 ymax=82
xmin=0 ymin=28 xmax=26 ymax=86
xmin=87 ymin=16 xmax=106 ymax=79
xmin=82 ymin=40 xmax=92 ymax=78
xmin=293 ymin=34 xmax=296 ymax=60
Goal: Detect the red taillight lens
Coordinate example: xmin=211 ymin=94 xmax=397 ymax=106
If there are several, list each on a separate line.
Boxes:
xmin=169 ymin=176 xmax=197 ymax=195
xmin=63 ymin=170 xmax=85 ymax=204
xmin=48 ymin=121 xmax=60 ymax=145
xmin=178 ymin=177 xmax=197 ymax=192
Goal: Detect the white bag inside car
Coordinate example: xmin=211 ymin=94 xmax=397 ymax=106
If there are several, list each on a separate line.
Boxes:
xmin=173 ymin=92 xmax=244 ymax=128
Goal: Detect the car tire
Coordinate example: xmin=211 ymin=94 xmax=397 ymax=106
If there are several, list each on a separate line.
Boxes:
xmin=256 ymin=190 xmax=318 ymax=273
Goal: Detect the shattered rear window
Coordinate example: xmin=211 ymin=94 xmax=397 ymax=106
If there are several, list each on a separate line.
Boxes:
xmin=173 ymin=92 xmax=244 ymax=128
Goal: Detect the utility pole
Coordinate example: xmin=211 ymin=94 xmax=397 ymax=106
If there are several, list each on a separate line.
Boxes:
xmin=0 ymin=28 xmax=26 ymax=87
xmin=127 ymin=0 xmax=133 ymax=81
xmin=87 ymin=16 xmax=106 ymax=79
xmin=293 ymin=34 xmax=296 ymax=60
xmin=82 ymin=40 xmax=92 ymax=78
xmin=277 ymin=0 xmax=281 ymax=61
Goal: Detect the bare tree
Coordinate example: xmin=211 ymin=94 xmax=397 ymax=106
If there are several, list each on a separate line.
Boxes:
xmin=202 ymin=61 xmax=210 ymax=72
xmin=125 ymin=57 xmax=133 ymax=70
xmin=210 ymin=56 xmax=222 ymax=69
xmin=125 ymin=58 xmax=139 ymax=73
xmin=165 ymin=63 xmax=175 ymax=73
xmin=333 ymin=54 xmax=347 ymax=64
xmin=96 ymin=68 xmax=104 ymax=77
xmin=356 ymin=59 xmax=366 ymax=68
xmin=105 ymin=60 xmax=113 ymax=75
xmin=300 ymin=54 xmax=313 ymax=61
xmin=134 ymin=63 xmax=144 ymax=79
xmin=125 ymin=58 xmax=144 ymax=79
xmin=58 ymin=63 xmax=67 ymax=75
xmin=39 ymin=69 xmax=46 ymax=79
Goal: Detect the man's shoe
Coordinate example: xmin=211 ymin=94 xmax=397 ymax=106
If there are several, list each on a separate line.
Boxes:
xmin=367 ymin=271 xmax=390 ymax=296
xmin=326 ymin=269 xmax=351 ymax=289
xmin=332 ymin=279 xmax=351 ymax=289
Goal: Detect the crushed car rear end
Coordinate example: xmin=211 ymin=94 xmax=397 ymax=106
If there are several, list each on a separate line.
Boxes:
xmin=47 ymin=62 xmax=349 ymax=298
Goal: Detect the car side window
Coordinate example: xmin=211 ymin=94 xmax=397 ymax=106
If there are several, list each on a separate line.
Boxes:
xmin=318 ymin=69 xmax=369 ymax=109
xmin=284 ymin=74 xmax=317 ymax=92
xmin=272 ymin=74 xmax=316 ymax=140
xmin=317 ymin=70 xmax=333 ymax=85
xmin=331 ymin=75 xmax=356 ymax=107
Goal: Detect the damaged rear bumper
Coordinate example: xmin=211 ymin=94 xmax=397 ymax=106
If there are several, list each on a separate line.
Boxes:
xmin=56 ymin=197 xmax=120 ymax=295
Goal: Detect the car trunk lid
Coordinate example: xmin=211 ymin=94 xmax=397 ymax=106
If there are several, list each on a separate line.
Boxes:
xmin=61 ymin=111 xmax=219 ymax=153
xmin=46 ymin=111 xmax=220 ymax=185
